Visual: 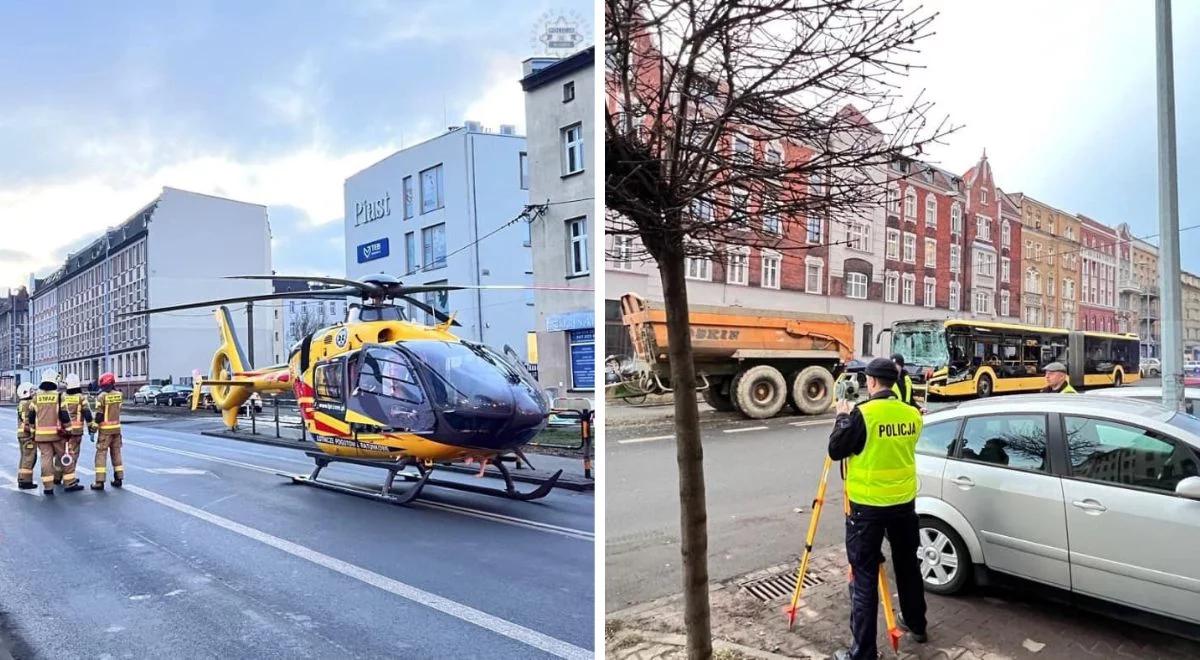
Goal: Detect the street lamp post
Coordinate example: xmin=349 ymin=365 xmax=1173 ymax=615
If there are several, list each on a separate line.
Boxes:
xmin=1156 ymin=0 xmax=1184 ymax=410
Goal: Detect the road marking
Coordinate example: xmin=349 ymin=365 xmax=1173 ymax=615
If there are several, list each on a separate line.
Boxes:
xmin=789 ymin=419 xmax=833 ymax=428
xmin=617 ymin=435 xmax=673 ymax=444
xmin=145 ymin=468 xmax=209 ymax=475
xmin=723 ymin=426 xmax=768 ymax=434
xmin=121 ymin=438 xmax=593 ymax=541
xmin=125 ymin=483 xmax=591 ymax=659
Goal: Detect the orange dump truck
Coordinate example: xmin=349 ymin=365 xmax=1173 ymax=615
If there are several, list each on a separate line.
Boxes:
xmin=617 ymin=293 xmax=855 ymax=419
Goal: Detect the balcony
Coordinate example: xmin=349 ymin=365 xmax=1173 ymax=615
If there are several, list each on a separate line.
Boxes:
xmin=1117 ymin=276 xmax=1140 ymax=293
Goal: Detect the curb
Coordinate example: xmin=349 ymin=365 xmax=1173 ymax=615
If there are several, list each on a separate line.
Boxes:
xmin=608 ymin=629 xmax=827 ymax=660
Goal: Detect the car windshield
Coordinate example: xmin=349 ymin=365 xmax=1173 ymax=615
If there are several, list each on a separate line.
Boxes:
xmin=891 ymin=324 xmax=949 ymax=367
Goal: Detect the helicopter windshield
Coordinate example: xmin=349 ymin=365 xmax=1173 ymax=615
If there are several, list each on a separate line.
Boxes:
xmin=356 ymin=348 xmax=423 ymax=404
xmin=354 ymin=305 xmax=406 ymax=322
xmin=399 ymin=340 xmax=542 ymax=412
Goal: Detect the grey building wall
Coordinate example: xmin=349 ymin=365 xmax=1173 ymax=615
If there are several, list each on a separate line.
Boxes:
xmin=523 ymin=48 xmax=595 ymax=392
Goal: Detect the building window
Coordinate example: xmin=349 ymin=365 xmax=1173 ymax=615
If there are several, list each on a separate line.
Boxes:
xmin=951 ymin=204 xmax=962 ymax=234
xmin=766 ymin=148 xmax=781 ymax=165
xmin=976 ymin=215 xmax=991 ymax=241
xmin=733 ymin=137 xmax=752 ymax=162
xmin=612 ymin=235 xmax=634 ymax=270
xmin=567 ymin=217 xmax=588 ymax=276
xmin=806 ymin=216 xmax=822 ymax=244
xmin=925 ymin=196 xmax=937 ymax=227
xmin=902 ymin=233 xmax=916 ymax=263
xmin=887 ymin=185 xmax=900 ymax=214
xmin=562 ymin=123 xmax=584 ymax=175
xmin=886 ymin=229 xmax=899 ymax=260
xmin=563 ymin=81 xmax=575 ymax=103
xmin=686 ymin=254 xmax=711 ymax=281
xmin=804 ymin=259 xmax=821 ymax=294
xmin=846 ymin=272 xmax=868 ymax=299
xmin=420 ymin=164 xmax=444 ymax=213
xmin=949 ymin=282 xmax=960 ymax=311
xmin=1026 ymin=269 xmax=1042 ymax=294
xmin=730 ymin=188 xmax=750 ymax=230
xmin=403 ymin=176 xmax=415 ymax=218
xmin=422 ymin=280 xmax=449 ymax=325
xmin=519 ymin=152 xmax=529 ymax=190
xmin=974 ymin=291 xmax=993 ymax=314
xmin=847 ymin=221 xmax=870 ymax=251
xmin=421 ymin=223 xmax=447 ymax=270
xmin=762 ymin=213 xmax=781 ymax=235
xmin=405 ymin=232 xmax=418 ymax=274
xmin=727 ymin=248 xmax=749 ymax=285
xmin=981 ymin=187 xmax=988 ymax=204
xmin=1001 ymin=257 xmax=1010 ymax=283
xmin=1001 ymin=219 xmax=1011 ymax=246
xmin=1000 ymin=290 xmax=1010 ymax=317
xmin=924 ymin=279 xmax=936 ymax=308
xmin=975 ymin=251 xmax=995 ymax=278
xmin=762 ymin=252 xmax=782 ymax=290
xmin=904 ymin=189 xmax=916 ymax=220
xmin=1048 ymin=278 xmax=1055 ymax=297
xmin=885 ymin=272 xmax=898 ymax=303
xmin=902 ymin=276 xmax=915 ymax=305
xmin=924 ymin=238 xmax=937 ymax=267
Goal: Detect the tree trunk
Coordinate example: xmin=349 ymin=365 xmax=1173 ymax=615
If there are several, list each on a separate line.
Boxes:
xmin=658 ymin=250 xmax=711 ymax=659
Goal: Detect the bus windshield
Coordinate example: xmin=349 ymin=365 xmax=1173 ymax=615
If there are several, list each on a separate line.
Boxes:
xmin=892 ymin=323 xmax=949 ymax=367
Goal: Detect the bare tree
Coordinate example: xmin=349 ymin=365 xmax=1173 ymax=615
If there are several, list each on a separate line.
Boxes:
xmin=288 ymin=303 xmax=327 ymax=347
xmin=606 ymin=1 xmax=955 ymax=655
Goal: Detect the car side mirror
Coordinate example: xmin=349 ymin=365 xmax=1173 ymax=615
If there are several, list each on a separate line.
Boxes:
xmin=1176 ymin=476 xmax=1200 ymax=500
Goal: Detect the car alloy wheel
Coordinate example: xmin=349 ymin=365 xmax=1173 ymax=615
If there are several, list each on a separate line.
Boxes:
xmin=918 ymin=526 xmax=960 ymax=588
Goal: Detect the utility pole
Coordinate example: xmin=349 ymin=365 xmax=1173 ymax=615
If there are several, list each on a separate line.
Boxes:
xmin=1156 ymin=0 xmax=1185 ymax=411
xmin=246 ymin=301 xmax=255 ymax=368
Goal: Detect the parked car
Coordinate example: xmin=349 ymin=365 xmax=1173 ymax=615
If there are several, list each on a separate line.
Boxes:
xmin=133 ymin=385 xmax=161 ymax=405
xmin=914 ymin=394 xmax=1200 ymax=627
xmin=1140 ymin=358 xmax=1161 ymax=378
xmin=1089 ymin=385 xmax=1200 ymax=416
xmin=153 ymin=385 xmax=190 ymax=406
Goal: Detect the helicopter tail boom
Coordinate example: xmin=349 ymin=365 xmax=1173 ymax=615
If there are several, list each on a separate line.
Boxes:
xmin=205 ymin=305 xmax=291 ymax=428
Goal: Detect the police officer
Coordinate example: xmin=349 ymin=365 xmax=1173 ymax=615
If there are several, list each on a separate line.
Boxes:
xmin=91 ymin=372 xmax=125 ymax=489
xmin=889 ymin=353 xmax=918 ymax=408
xmin=15 ymin=382 xmax=38 ymax=489
xmin=1041 ymin=362 xmax=1077 ymax=393
xmin=829 ymin=357 xmax=927 ymax=660
xmin=26 ymin=371 xmax=83 ymax=494
xmin=61 ymin=373 xmax=93 ymax=473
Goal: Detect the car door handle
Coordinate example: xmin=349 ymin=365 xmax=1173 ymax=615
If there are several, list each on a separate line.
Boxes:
xmin=950 ymin=476 xmax=974 ymax=489
xmin=1071 ymin=499 xmax=1107 ymax=514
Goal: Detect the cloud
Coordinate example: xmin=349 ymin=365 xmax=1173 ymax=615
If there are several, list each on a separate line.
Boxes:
xmin=463 ymin=54 xmax=531 ymax=134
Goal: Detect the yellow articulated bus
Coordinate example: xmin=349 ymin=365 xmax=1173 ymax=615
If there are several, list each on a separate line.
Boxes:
xmin=886 ymin=319 xmax=1140 ymax=399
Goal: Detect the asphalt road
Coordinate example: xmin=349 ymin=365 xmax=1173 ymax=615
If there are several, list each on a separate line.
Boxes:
xmin=0 ymin=409 xmax=594 ymax=659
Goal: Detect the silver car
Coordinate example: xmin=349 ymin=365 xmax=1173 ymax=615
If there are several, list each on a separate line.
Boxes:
xmin=915 ymin=394 xmax=1200 ymax=626
xmin=1088 ymin=386 xmax=1200 ymax=416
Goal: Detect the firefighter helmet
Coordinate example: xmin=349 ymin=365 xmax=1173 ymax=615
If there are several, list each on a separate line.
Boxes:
xmin=17 ymin=382 xmax=34 ymax=398
xmin=98 ymin=372 xmax=116 ymax=388
xmin=40 ymin=370 xmax=59 ymax=386
xmin=65 ymin=373 xmax=81 ymax=389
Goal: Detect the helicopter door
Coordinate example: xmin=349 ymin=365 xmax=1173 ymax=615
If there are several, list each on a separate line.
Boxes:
xmin=312 ymin=355 xmax=349 ymax=417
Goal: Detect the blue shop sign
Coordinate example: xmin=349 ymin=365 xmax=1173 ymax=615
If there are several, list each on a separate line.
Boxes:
xmin=569 ymin=328 xmax=595 ymax=390
xmin=357 ymin=238 xmax=390 ymax=263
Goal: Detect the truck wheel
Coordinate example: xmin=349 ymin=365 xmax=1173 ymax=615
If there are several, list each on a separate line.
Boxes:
xmin=702 ymin=378 xmax=737 ymax=412
xmin=733 ymin=366 xmax=787 ymax=419
xmin=789 ymin=366 xmax=835 ymax=415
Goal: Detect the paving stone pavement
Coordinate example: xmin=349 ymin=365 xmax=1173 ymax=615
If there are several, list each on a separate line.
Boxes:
xmin=607 ymin=547 xmax=1200 ymax=659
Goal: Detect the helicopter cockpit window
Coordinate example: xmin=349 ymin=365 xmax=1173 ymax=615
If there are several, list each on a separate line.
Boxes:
xmin=357 ymin=306 xmax=405 ymax=323
xmin=357 ymin=347 xmax=423 ymax=404
xmin=314 ymin=360 xmax=343 ymax=402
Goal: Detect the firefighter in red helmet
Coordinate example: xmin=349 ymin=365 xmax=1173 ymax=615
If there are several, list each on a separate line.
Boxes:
xmin=91 ymin=372 xmax=125 ymax=489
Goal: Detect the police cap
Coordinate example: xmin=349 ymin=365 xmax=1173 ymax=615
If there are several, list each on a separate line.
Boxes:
xmin=1043 ymin=361 xmax=1068 ymax=373
xmin=890 ymin=353 xmax=905 ymax=367
xmin=865 ymin=357 xmax=898 ymax=384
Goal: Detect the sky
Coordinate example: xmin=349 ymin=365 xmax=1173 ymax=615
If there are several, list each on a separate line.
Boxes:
xmin=0 ymin=0 xmax=592 ymax=289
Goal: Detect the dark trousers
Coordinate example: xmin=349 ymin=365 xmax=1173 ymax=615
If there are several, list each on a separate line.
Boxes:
xmin=845 ymin=500 xmax=927 ymax=660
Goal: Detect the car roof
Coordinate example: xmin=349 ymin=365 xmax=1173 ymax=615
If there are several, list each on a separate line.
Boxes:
xmin=926 ymin=393 xmax=1176 ymax=425
xmin=1089 ymin=386 xmax=1200 ymax=398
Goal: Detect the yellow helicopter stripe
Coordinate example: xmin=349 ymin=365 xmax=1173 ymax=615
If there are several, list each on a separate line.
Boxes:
xmin=312 ymin=411 xmax=351 ymax=435
xmin=343 ymin=408 xmax=385 ymax=427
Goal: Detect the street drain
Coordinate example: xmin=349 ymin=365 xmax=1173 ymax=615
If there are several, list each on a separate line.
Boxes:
xmin=738 ymin=571 xmax=825 ymax=603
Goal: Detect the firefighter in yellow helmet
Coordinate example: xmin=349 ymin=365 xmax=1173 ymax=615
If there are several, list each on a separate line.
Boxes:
xmin=61 ymin=373 xmax=93 ymax=473
xmin=15 ymin=382 xmax=38 ymax=489
xmin=25 ymin=370 xmax=83 ymax=494
xmin=91 ymin=372 xmax=124 ymax=489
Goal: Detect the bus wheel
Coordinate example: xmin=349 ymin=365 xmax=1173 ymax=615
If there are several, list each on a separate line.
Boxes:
xmin=789 ymin=366 xmax=835 ymax=415
xmin=977 ymin=374 xmax=994 ymax=398
xmin=1114 ymin=371 xmax=1123 ymax=387
xmin=702 ymin=378 xmax=737 ymax=412
xmin=734 ymin=365 xmax=787 ymax=419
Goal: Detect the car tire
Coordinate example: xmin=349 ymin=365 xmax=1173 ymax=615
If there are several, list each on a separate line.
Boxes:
xmin=702 ymin=379 xmax=737 ymax=412
xmin=789 ymin=366 xmax=835 ymax=415
xmin=918 ymin=517 xmax=972 ymax=596
xmin=733 ymin=365 xmax=787 ymax=419
xmin=976 ymin=374 xmax=993 ymax=398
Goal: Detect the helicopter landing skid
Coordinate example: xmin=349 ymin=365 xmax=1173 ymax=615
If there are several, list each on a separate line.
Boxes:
xmin=280 ymin=452 xmax=561 ymax=505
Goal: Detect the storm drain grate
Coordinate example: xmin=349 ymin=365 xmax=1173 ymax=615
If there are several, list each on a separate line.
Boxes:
xmin=738 ymin=571 xmax=826 ymax=603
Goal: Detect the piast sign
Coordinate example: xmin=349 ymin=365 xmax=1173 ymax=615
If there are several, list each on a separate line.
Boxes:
xmin=354 ymin=192 xmax=391 ymax=226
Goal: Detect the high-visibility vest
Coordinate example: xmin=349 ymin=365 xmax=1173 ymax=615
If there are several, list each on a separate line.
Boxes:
xmin=33 ymin=391 xmax=63 ymax=437
xmin=16 ymin=398 xmax=32 ymax=438
xmin=891 ymin=373 xmax=915 ymax=404
xmin=845 ymin=396 xmax=923 ymax=506
xmin=96 ymin=391 xmax=123 ymax=431
xmin=1044 ymin=382 xmax=1077 ymax=394
xmin=62 ymin=393 xmax=86 ymax=433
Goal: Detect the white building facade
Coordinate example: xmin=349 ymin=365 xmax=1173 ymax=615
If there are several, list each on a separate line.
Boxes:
xmin=522 ymin=47 xmax=595 ymax=392
xmin=343 ymin=126 xmax=534 ymax=360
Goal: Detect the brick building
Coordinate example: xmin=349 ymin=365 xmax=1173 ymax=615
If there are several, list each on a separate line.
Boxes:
xmin=1077 ymin=214 xmax=1119 ymax=332
xmin=1011 ymin=194 xmax=1081 ymax=329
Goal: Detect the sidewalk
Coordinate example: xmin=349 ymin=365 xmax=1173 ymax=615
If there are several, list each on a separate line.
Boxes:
xmin=606 ymin=546 xmax=1200 ymax=659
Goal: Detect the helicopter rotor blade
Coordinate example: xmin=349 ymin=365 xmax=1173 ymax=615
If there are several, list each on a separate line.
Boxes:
xmin=400 ymin=295 xmax=462 ymax=327
xmin=224 ymin=274 xmax=380 ymax=293
xmin=394 ymin=284 xmax=593 ymax=295
xmin=117 ymin=287 xmax=359 ymax=317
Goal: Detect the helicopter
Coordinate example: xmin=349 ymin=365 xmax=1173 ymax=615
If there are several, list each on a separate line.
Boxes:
xmin=124 ymin=273 xmax=589 ymax=505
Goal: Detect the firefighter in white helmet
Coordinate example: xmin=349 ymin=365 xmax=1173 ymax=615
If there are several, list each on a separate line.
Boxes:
xmin=15 ymin=382 xmax=38 ymax=489
xmin=61 ymin=374 xmax=93 ymax=474
xmin=24 ymin=370 xmax=82 ymax=494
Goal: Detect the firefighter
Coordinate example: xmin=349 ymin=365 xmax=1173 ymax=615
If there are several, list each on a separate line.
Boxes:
xmin=26 ymin=371 xmax=83 ymax=494
xmin=91 ymin=372 xmax=124 ymax=490
xmin=1041 ymin=362 xmax=1077 ymax=393
xmin=829 ymin=357 xmax=927 ymax=660
xmin=61 ymin=373 xmax=93 ymax=473
xmin=15 ymin=382 xmax=38 ymax=489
